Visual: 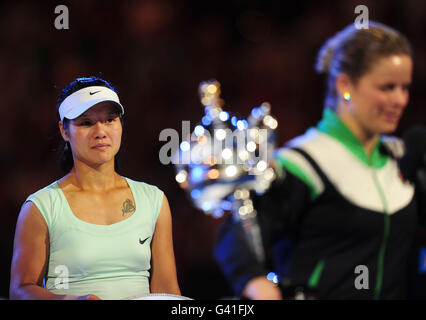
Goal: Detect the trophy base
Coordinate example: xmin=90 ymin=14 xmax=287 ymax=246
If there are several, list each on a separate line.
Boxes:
xmin=128 ymin=293 xmax=193 ymax=300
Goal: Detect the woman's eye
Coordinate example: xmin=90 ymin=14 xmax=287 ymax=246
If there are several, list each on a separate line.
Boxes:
xmin=380 ymin=84 xmax=395 ymax=91
xmin=379 ymin=83 xmax=411 ymax=92
xmin=77 ymin=121 xmax=92 ymax=126
xmin=107 ymin=116 xmax=119 ymax=123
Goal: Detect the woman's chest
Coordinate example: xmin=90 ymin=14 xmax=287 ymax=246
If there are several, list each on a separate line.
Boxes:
xmin=65 ymin=188 xmax=137 ymax=225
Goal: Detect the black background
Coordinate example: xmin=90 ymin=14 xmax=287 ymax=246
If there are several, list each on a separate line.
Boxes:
xmin=0 ymin=0 xmax=425 ymax=299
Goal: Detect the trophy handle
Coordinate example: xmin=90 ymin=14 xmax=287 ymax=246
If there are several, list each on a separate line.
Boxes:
xmin=232 ymin=188 xmax=265 ymax=264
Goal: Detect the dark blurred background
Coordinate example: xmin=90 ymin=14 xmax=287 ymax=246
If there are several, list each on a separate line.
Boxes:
xmin=0 ymin=0 xmax=425 ymax=299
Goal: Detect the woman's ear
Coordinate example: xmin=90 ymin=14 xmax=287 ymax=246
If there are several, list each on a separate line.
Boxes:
xmin=59 ymin=121 xmax=69 ymax=142
xmin=335 ymin=73 xmax=354 ymax=98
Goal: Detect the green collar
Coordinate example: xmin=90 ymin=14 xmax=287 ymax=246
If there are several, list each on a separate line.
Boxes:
xmin=316 ymin=108 xmax=388 ymax=168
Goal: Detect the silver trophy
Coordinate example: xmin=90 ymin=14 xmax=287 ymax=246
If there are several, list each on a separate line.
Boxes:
xmin=173 ymin=80 xmax=278 ymax=263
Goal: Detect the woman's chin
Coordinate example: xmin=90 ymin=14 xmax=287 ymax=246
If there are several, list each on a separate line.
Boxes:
xmin=377 ymin=120 xmax=400 ymax=135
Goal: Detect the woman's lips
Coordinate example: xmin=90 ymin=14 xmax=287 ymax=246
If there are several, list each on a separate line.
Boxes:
xmin=383 ymin=112 xmax=400 ymax=123
xmin=92 ymin=144 xmax=110 ymax=151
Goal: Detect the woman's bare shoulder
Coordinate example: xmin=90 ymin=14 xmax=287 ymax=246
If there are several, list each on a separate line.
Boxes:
xmin=18 ymin=200 xmax=48 ymax=232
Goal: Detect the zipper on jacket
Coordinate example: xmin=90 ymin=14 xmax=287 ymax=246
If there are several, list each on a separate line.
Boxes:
xmin=307 ymin=259 xmax=325 ymax=289
xmin=371 ymin=168 xmax=390 ymax=300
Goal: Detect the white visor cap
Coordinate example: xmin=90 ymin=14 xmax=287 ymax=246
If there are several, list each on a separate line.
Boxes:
xmin=58 ymin=86 xmax=124 ymax=121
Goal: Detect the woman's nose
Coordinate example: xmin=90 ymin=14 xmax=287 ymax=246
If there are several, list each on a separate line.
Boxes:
xmin=93 ymin=121 xmax=107 ymax=138
xmin=393 ymin=86 xmax=409 ymax=108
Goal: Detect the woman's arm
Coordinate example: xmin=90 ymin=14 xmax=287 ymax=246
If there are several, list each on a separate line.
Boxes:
xmin=150 ymin=195 xmax=181 ymax=295
xmin=214 ymin=166 xmax=313 ymax=299
xmin=9 ymin=201 xmax=100 ymax=300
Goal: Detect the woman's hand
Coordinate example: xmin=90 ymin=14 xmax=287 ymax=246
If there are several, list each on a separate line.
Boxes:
xmin=77 ymin=294 xmax=101 ymax=300
xmin=242 ymin=276 xmax=283 ymax=300
xmin=150 ymin=195 xmax=181 ymax=295
xmin=63 ymin=294 xmax=102 ymax=300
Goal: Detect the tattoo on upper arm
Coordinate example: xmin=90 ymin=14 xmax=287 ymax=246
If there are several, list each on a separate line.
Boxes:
xmin=122 ymin=199 xmax=136 ymax=216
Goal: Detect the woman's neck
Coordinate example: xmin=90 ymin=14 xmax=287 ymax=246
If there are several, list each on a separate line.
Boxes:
xmin=336 ymin=108 xmax=380 ymax=157
xmin=68 ymin=160 xmax=120 ymax=192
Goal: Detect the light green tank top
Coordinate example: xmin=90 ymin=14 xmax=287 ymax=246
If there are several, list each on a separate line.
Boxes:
xmin=24 ymin=177 xmax=164 ymax=300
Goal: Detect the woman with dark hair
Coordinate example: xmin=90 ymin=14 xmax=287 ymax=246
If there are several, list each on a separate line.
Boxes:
xmin=10 ymin=76 xmax=181 ymax=300
xmin=55 ymin=77 xmax=123 ymax=173
xmin=214 ymin=21 xmax=419 ymax=299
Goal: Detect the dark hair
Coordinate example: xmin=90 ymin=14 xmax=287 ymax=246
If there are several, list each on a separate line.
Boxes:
xmin=56 ymin=76 xmax=124 ymax=173
xmin=315 ymin=21 xmax=413 ymax=110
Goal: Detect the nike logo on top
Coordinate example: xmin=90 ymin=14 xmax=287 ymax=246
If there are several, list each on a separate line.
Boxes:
xmin=89 ymin=90 xmax=101 ymax=95
xmin=139 ymin=237 xmax=150 ymax=245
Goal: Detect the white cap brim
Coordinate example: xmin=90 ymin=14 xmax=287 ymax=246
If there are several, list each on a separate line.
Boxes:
xmin=58 ymin=86 xmax=124 ymax=121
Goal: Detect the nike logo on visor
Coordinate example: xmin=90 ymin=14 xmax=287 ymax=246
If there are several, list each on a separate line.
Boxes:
xmin=89 ymin=91 xmax=101 ymax=95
